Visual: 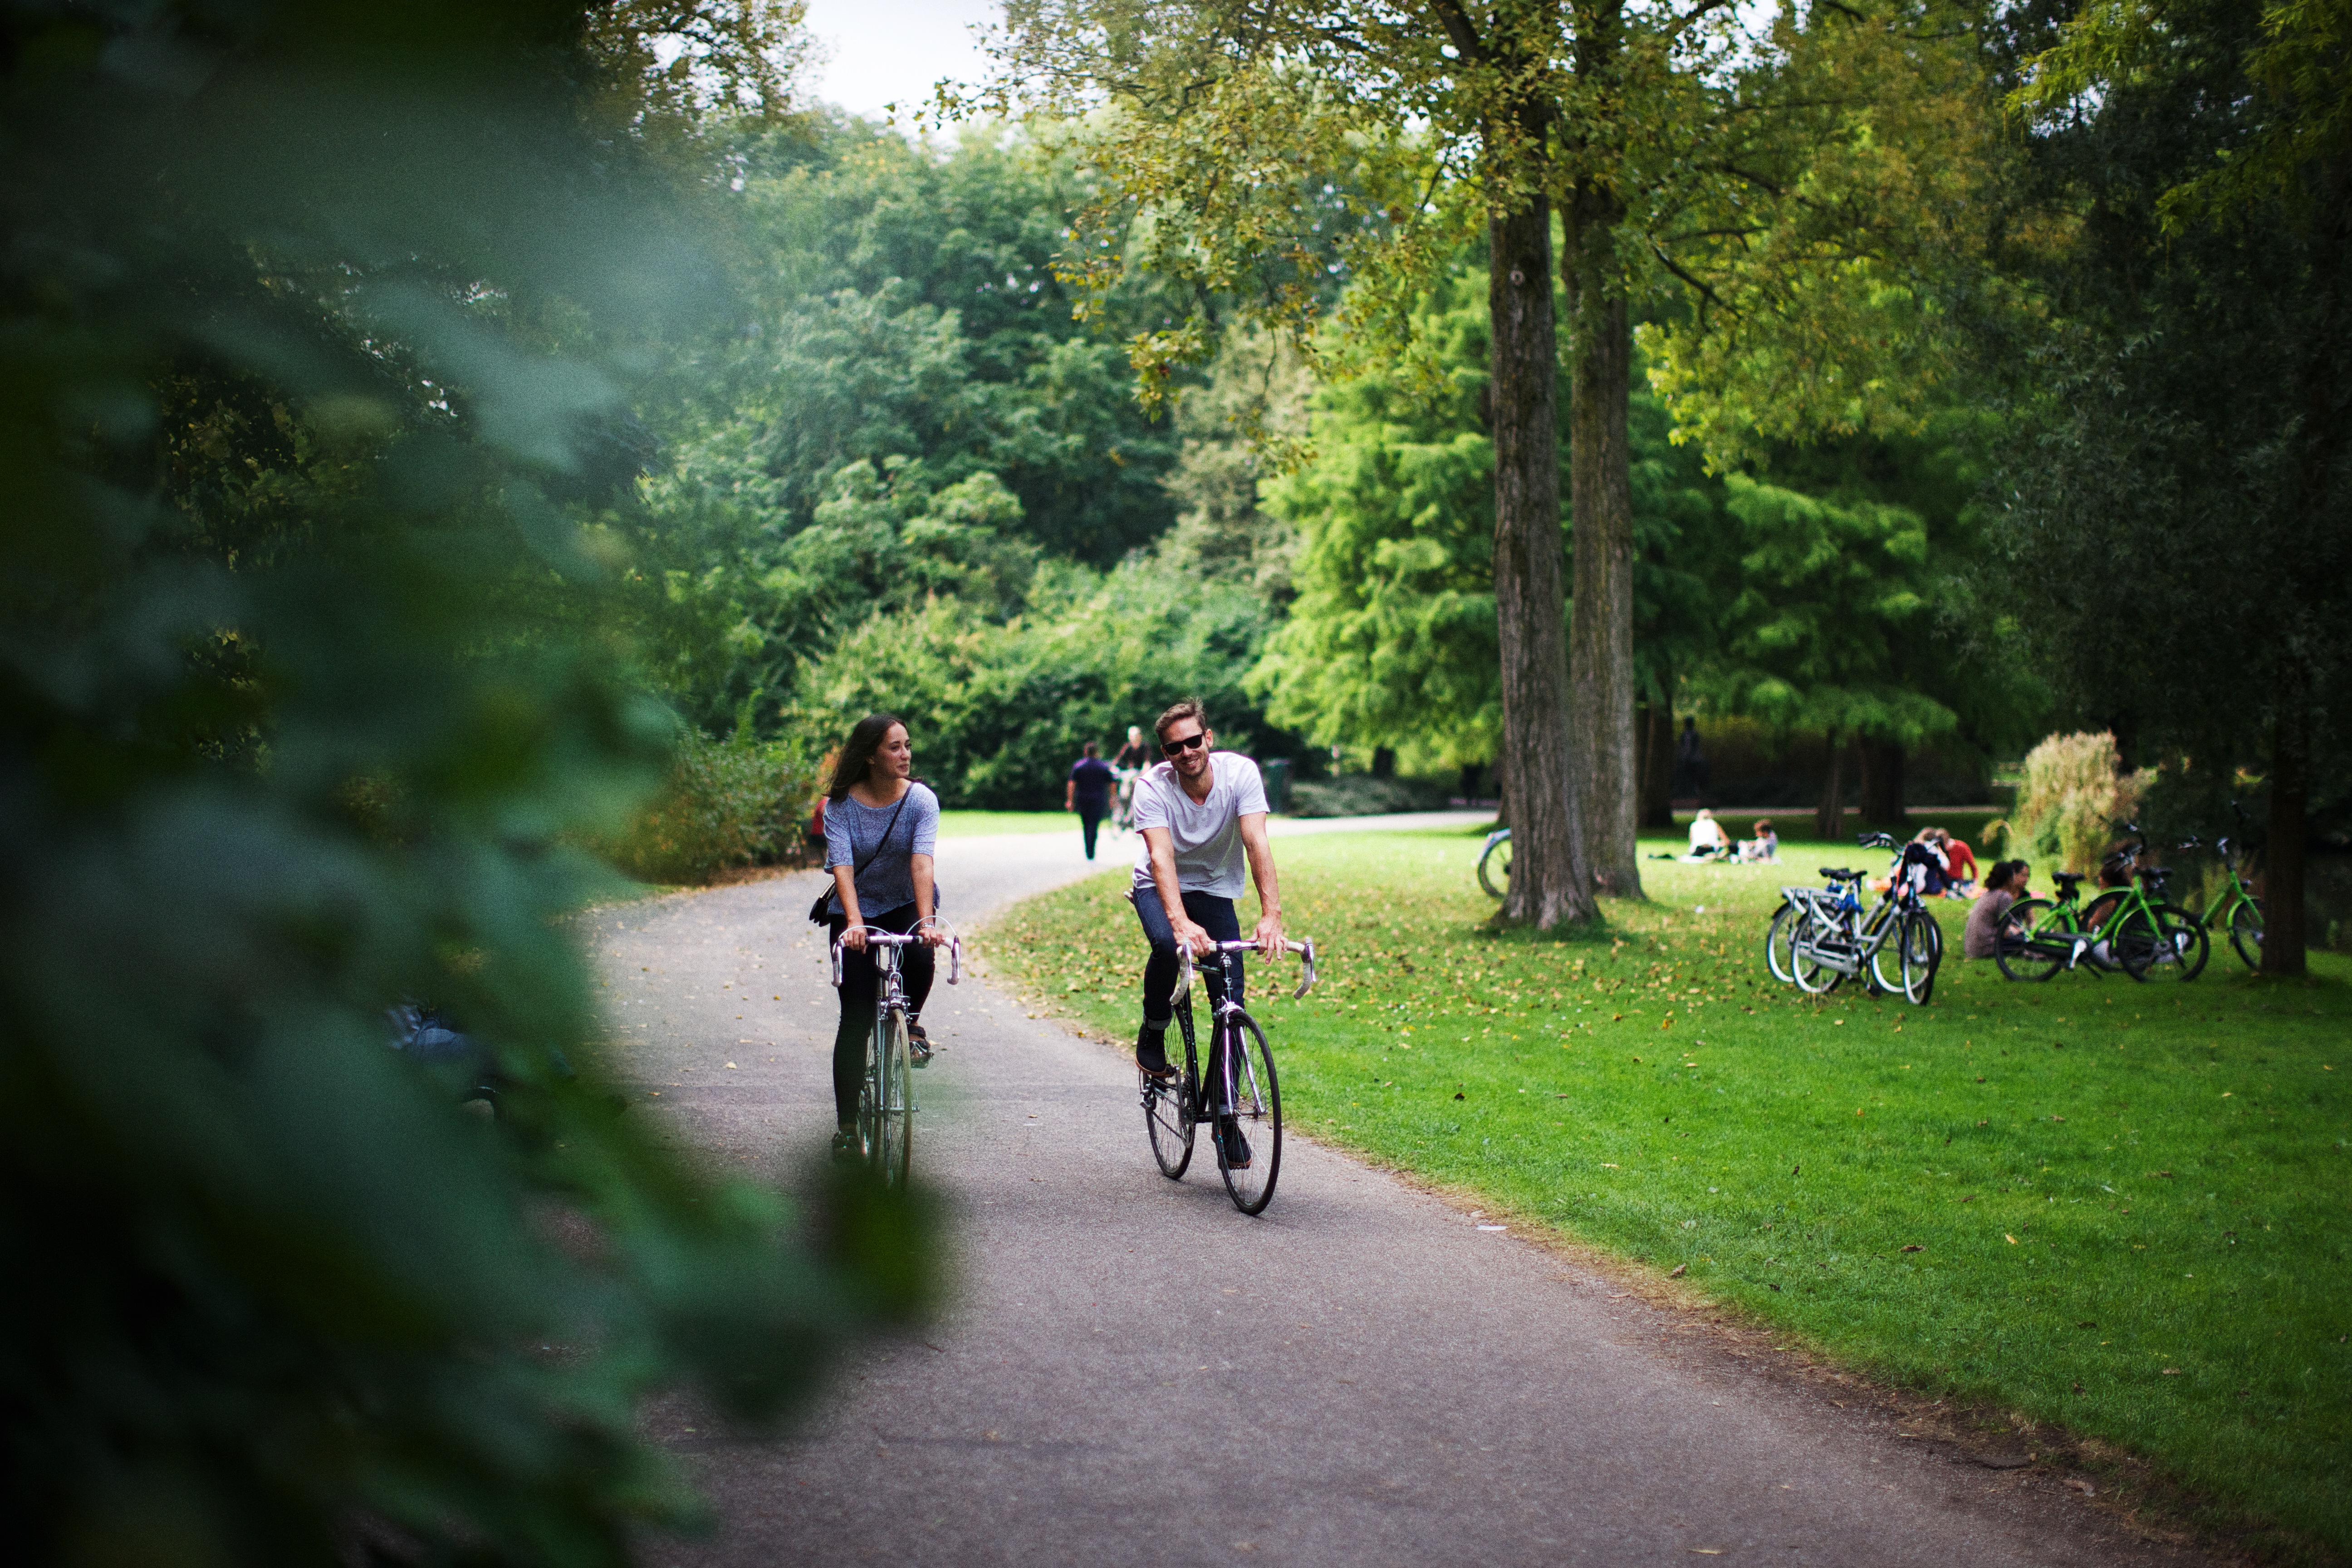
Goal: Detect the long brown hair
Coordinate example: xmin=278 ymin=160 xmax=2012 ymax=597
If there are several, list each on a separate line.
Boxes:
xmin=827 ymin=713 xmax=905 ymax=803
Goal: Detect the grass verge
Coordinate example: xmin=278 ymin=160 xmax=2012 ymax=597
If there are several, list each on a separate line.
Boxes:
xmin=986 ymin=828 xmax=2352 ymax=1560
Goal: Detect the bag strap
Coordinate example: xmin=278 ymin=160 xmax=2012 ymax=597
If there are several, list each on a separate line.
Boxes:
xmin=848 ymin=789 xmax=912 ymax=883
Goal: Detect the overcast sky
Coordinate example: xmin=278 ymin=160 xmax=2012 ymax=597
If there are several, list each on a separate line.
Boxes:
xmin=801 ymin=0 xmax=1002 ymax=121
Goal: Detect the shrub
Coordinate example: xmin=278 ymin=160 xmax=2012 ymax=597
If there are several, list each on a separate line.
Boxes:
xmin=2009 ymin=731 xmax=2152 ymax=873
xmin=796 ymin=557 xmax=1299 ymax=808
xmin=591 ymin=727 xmax=824 ymax=885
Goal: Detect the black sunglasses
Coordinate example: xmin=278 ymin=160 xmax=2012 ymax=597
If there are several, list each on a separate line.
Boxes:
xmin=1161 ymin=732 xmax=1207 ymax=755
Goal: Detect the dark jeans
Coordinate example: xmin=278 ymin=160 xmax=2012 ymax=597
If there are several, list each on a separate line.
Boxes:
xmin=1078 ymin=804 xmax=1107 ymax=859
xmin=827 ymin=901 xmax=934 ymax=1129
xmin=1132 ymin=888 xmax=1242 ymax=1026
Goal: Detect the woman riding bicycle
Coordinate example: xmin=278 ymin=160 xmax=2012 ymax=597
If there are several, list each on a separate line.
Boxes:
xmin=821 ymin=713 xmax=946 ymax=1160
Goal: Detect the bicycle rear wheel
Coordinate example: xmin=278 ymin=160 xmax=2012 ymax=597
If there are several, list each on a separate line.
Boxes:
xmin=1764 ymin=901 xmax=1800 ymax=984
xmin=1143 ymin=1071 xmax=1194 ymax=1179
xmin=1792 ymin=923 xmax=1845 ymax=994
xmin=1994 ymin=899 xmax=2065 ymax=982
xmin=1211 ymin=1013 xmax=1282 ymax=1215
xmin=1477 ymin=833 xmax=1513 ymax=900
xmin=2228 ymin=897 xmax=2264 ymax=971
xmin=861 ymin=1006 xmax=912 ymax=1186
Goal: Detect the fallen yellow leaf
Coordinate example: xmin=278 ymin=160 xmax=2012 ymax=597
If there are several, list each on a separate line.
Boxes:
xmin=2005 ymin=1234 xmax=2019 ymax=1245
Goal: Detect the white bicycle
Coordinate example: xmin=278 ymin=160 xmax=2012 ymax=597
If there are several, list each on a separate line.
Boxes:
xmin=830 ymin=921 xmax=960 ymax=1185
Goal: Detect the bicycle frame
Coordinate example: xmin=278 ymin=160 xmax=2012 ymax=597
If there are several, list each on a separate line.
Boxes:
xmin=830 ymin=922 xmax=960 ymax=1180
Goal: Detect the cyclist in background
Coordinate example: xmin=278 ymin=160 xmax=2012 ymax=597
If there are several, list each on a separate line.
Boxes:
xmin=1112 ymin=725 xmax=1151 ymax=771
xmin=1129 ymin=700 xmax=1285 ymax=1164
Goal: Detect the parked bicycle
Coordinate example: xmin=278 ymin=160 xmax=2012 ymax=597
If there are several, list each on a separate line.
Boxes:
xmin=1993 ymin=823 xmax=2205 ymax=983
xmin=1142 ymin=934 xmax=1316 ymax=1215
xmin=831 ymin=920 xmax=960 ymax=1185
xmin=1766 ymin=833 xmax=1943 ymax=1004
xmin=2178 ymin=803 xmax=2264 ymax=971
xmin=1478 ymin=825 xmax=1512 ymax=898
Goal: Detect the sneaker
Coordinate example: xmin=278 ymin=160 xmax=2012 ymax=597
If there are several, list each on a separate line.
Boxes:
xmin=1215 ymin=1118 xmax=1252 ymax=1170
xmin=907 ymin=1020 xmax=933 ymax=1068
xmin=830 ymin=1128 xmax=858 ymax=1162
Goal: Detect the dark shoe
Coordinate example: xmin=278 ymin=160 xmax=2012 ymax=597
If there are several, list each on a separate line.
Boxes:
xmin=830 ymin=1128 xmax=858 ymax=1162
xmin=1215 ymin=1118 xmax=1252 ymax=1170
xmin=1135 ymin=1024 xmax=1176 ymax=1083
xmin=907 ymin=1020 xmax=933 ymax=1068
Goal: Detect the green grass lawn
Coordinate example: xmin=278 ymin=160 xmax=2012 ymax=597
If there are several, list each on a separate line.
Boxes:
xmin=987 ymin=828 xmax=2352 ymax=1558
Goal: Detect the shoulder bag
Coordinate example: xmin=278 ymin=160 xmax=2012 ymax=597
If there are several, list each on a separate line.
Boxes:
xmin=807 ymin=789 xmax=911 ymax=925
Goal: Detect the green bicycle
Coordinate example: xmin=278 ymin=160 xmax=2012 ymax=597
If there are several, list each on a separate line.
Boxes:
xmin=2177 ymin=806 xmax=2264 ymax=972
xmin=1994 ymin=824 xmax=2208 ymax=984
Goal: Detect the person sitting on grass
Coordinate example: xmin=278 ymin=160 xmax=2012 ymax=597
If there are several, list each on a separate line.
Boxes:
xmin=1683 ymin=808 xmax=1732 ymax=862
xmin=1736 ymin=818 xmax=1779 ymax=862
xmin=1963 ymin=860 xmax=2027 ymax=958
xmin=1936 ymin=828 xmax=1980 ymax=895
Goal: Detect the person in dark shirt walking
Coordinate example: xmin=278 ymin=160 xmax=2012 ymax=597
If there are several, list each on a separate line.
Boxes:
xmin=1067 ymin=740 xmax=1117 ymax=860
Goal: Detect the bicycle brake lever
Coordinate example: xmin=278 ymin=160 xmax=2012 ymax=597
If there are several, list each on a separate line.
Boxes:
xmin=830 ymin=941 xmax=843 ymax=989
xmin=948 ymin=935 xmax=961 ymax=985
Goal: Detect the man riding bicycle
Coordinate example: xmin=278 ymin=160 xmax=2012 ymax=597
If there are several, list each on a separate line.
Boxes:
xmin=1129 ymin=700 xmax=1285 ymax=1166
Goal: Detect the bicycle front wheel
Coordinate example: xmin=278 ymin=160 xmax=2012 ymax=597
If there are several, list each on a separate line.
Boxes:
xmin=1143 ymin=1071 xmax=1194 ymax=1180
xmin=1994 ymin=898 xmax=2065 ymax=982
xmin=2122 ymin=904 xmax=2207 ymax=984
xmin=862 ymin=1006 xmax=912 ymax=1186
xmin=1900 ymin=910 xmax=1939 ymax=1005
xmin=1477 ymin=833 xmax=1513 ymax=900
xmin=1867 ymin=909 xmax=1905 ymax=996
xmin=1212 ymin=1013 xmax=1282 ymax=1215
xmin=2228 ymin=897 xmax=2264 ymax=971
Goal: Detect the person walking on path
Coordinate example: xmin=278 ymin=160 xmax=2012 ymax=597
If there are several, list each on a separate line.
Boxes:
xmin=821 ymin=713 xmax=946 ymax=1160
xmin=1129 ymin=700 xmax=1285 ymax=1167
xmin=1066 ymin=740 xmax=1117 ymax=860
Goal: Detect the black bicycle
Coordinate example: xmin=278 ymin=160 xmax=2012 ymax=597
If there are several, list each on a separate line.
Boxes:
xmin=1142 ymin=935 xmax=1316 ymax=1215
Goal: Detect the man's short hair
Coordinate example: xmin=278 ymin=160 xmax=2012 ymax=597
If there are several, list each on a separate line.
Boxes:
xmin=1153 ymin=698 xmax=1207 ymax=740
xmin=1082 ymin=740 xmax=1099 ymax=757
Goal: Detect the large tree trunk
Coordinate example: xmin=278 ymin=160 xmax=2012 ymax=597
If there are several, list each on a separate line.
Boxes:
xmin=1489 ymin=197 xmax=1592 ymax=929
xmin=1815 ymin=728 xmax=1847 ymax=841
xmin=2262 ymin=686 xmax=2308 ymax=976
xmin=1857 ymin=736 xmax=1906 ymax=827
xmin=1563 ymin=186 xmax=1640 ymax=899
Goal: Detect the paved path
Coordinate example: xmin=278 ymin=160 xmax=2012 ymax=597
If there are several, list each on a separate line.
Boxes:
xmin=584 ymin=822 xmax=2204 ymax=1568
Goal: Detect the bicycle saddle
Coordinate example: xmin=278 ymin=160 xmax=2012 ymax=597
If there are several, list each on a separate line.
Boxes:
xmin=1818 ymin=867 xmax=1862 ymax=881
xmin=2051 ymin=870 xmax=2086 ymax=889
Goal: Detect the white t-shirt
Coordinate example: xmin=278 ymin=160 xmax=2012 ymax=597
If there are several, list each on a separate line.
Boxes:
xmin=1131 ymin=751 xmax=1269 ymax=898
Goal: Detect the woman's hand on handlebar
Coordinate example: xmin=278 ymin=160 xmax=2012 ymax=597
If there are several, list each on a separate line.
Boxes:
xmin=917 ymin=921 xmax=948 ymax=948
xmin=839 ymin=924 xmax=867 ymax=953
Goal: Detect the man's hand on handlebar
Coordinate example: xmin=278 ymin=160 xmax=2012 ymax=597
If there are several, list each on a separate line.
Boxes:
xmin=1172 ymin=913 xmax=1215 ymax=956
xmin=1253 ymin=911 xmax=1286 ymax=958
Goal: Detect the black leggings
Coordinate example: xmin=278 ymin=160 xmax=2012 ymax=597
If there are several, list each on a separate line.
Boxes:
xmin=828 ymin=902 xmax=934 ymax=1129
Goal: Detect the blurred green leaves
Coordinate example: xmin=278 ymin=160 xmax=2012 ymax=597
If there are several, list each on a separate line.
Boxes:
xmin=0 ymin=3 xmax=926 ymax=1564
